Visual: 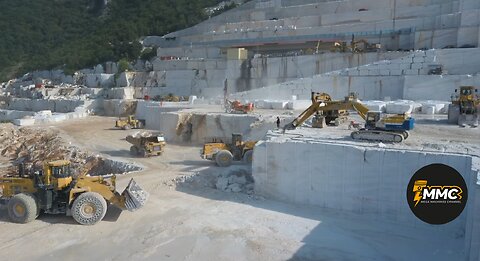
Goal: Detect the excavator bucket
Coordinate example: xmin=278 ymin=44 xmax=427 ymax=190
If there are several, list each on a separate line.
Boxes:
xmin=121 ymin=178 xmax=149 ymax=211
xmin=282 ymin=123 xmax=297 ymax=132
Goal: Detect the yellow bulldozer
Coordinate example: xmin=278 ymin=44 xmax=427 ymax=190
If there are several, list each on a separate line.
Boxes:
xmin=0 ymin=160 xmax=148 ymax=225
xmin=201 ymin=134 xmax=257 ymax=167
xmin=115 ymin=115 xmax=145 ymax=130
xmin=448 ymin=86 xmax=479 ymax=127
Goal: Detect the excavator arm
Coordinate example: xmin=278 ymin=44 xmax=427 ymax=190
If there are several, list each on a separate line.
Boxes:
xmin=283 ymin=92 xmax=331 ymax=131
xmin=349 ymin=101 xmax=370 ymax=120
xmin=283 ymin=101 xmax=322 ymax=130
xmin=283 ymin=92 xmax=365 ymax=131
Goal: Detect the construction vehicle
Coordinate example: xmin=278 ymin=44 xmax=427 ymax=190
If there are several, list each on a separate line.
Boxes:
xmin=115 ymin=115 xmax=145 ymax=130
xmin=201 ymin=134 xmax=257 ymax=167
xmin=224 ymin=99 xmax=254 ymax=114
xmin=126 ymin=133 xmax=166 ymax=157
xmin=161 ymin=94 xmax=181 ymax=102
xmin=352 ymin=39 xmax=381 ymax=52
xmin=332 ymin=38 xmax=380 ymax=53
xmin=288 ymin=92 xmax=349 ymax=128
xmin=0 ymin=160 xmax=148 ymax=225
xmin=448 ymin=86 xmax=479 ymax=127
xmin=284 ymin=92 xmax=415 ymax=143
xmin=332 ymin=41 xmax=350 ymax=52
xmin=427 ymin=64 xmax=443 ymax=75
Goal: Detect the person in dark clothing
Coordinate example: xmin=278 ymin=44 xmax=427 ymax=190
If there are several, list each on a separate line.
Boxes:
xmin=276 ymin=117 xmax=280 ymax=129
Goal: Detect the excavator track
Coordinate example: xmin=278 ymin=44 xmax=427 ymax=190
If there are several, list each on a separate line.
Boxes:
xmin=350 ymin=130 xmax=407 ymax=143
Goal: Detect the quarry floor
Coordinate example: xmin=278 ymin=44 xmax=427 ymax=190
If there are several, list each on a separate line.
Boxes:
xmin=0 ymin=115 xmax=477 ymax=261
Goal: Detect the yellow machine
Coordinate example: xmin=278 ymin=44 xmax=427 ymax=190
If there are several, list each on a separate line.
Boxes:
xmin=159 ymin=94 xmax=181 ymax=102
xmin=284 ymin=92 xmax=415 ymax=143
xmin=290 ymin=92 xmax=349 ymax=128
xmin=126 ymin=133 xmax=166 ymax=157
xmin=332 ymin=38 xmax=381 ymax=53
xmin=115 ymin=115 xmax=145 ymax=130
xmin=351 ymin=39 xmax=381 ymax=52
xmin=201 ymin=134 xmax=257 ymax=167
xmin=332 ymin=42 xmax=350 ymax=52
xmin=448 ymin=86 xmax=479 ymax=127
xmin=0 ymin=160 xmax=148 ymax=225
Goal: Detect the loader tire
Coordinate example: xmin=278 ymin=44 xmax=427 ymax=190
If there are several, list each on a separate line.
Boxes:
xmin=138 ymin=148 xmax=147 ymax=157
xmin=130 ymin=146 xmax=139 ymax=156
xmin=215 ymin=150 xmax=233 ymax=167
xmin=7 ymin=193 xmax=39 ymax=224
xmin=243 ymin=150 xmax=253 ymax=164
xmin=72 ymin=192 xmax=107 ymax=225
xmin=447 ymin=105 xmax=460 ymax=124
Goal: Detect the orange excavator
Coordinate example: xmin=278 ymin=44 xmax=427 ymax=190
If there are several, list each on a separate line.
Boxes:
xmin=224 ymin=99 xmax=254 ymax=114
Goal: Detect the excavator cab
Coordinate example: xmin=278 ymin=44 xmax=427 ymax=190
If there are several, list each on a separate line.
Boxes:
xmin=365 ymin=111 xmax=381 ymax=129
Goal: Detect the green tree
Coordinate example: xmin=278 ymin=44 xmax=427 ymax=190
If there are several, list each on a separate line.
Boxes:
xmin=0 ymin=0 xmax=229 ymax=81
xmin=117 ymin=59 xmax=129 ymax=73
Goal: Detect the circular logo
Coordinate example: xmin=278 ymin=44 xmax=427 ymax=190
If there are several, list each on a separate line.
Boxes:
xmin=406 ymin=163 xmax=468 ymax=225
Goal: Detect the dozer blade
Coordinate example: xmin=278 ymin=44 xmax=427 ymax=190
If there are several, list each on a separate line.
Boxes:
xmin=122 ymin=178 xmax=149 ymax=212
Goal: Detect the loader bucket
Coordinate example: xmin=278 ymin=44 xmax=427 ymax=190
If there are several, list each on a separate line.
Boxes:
xmin=121 ymin=178 xmax=149 ymax=211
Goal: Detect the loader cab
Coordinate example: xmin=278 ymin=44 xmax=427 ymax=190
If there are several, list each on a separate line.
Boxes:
xmin=459 ymin=86 xmax=477 ymax=100
xmin=43 ymin=160 xmax=73 ymax=190
xmin=229 ymin=134 xmax=244 ymax=160
xmin=365 ymin=111 xmax=381 ymax=129
xmin=231 ymin=133 xmax=243 ymax=146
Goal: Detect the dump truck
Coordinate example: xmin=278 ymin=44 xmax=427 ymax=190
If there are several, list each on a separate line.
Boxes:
xmin=284 ymin=92 xmax=414 ymax=143
xmin=0 ymin=160 xmax=148 ymax=225
xmin=224 ymin=99 xmax=254 ymax=114
xmin=448 ymin=86 xmax=479 ymax=127
xmin=126 ymin=133 xmax=166 ymax=157
xmin=115 ymin=115 xmax=145 ymax=130
xmin=201 ymin=134 xmax=257 ymax=167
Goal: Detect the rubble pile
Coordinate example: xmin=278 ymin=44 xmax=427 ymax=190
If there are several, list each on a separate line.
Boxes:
xmin=0 ymin=124 xmax=140 ymax=176
xmin=215 ymin=167 xmax=254 ymax=194
xmin=175 ymin=165 xmax=255 ymax=194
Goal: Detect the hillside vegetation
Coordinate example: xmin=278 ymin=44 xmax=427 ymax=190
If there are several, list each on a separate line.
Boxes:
xmin=0 ymin=0 xmax=226 ymax=81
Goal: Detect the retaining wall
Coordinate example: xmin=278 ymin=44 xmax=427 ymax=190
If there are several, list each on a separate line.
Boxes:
xmin=253 ymin=135 xmax=479 ymax=259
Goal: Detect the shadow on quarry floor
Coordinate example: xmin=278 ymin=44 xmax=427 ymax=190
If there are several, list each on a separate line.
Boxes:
xmin=175 ymin=165 xmax=465 ymax=261
xmin=0 ymin=205 xmax=122 ymax=225
xmin=100 ymin=149 xmax=131 ymax=157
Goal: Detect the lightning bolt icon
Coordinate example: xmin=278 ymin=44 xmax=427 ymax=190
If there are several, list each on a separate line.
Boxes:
xmin=413 ymin=180 xmax=427 ymax=207
xmin=414 ymin=191 xmax=422 ymax=207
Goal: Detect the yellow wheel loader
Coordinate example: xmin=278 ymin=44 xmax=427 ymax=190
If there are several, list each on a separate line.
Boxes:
xmin=201 ymin=134 xmax=257 ymax=167
xmin=115 ymin=115 xmax=145 ymax=130
xmin=0 ymin=160 xmax=148 ymax=225
xmin=448 ymin=86 xmax=479 ymax=127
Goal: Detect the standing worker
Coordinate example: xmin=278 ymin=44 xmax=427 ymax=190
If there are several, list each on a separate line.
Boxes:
xmin=276 ymin=117 xmax=280 ymax=129
xmin=223 ymin=78 xmax=228 ymax=101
